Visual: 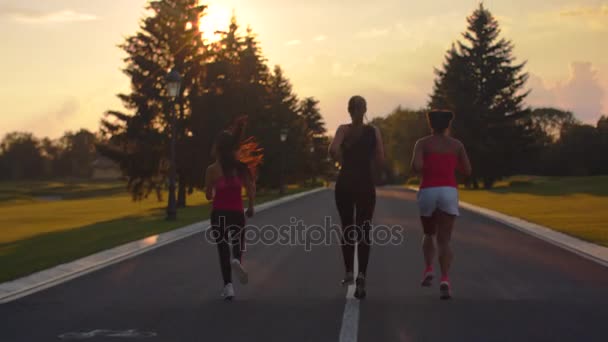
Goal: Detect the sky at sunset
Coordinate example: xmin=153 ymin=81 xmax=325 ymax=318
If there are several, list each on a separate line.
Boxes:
xmin=1 ymin=0 xmax=607 ymax=139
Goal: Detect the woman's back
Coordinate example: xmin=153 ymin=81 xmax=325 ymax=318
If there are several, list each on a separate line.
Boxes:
xmin=337 ymin=124 xmax=376 ymax=189
xmin=210 ymin=163 xmax=244 ymax=211
xmin=420 ymin=136 xmax=460 ymax=189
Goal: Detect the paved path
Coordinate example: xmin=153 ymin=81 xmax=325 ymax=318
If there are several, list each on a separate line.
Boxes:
xmin=2 ymin=188 xmax=607 ymax=341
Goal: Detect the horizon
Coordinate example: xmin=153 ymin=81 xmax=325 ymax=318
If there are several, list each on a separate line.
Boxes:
xmin=1 ymin=0 xmax=606 ymax=139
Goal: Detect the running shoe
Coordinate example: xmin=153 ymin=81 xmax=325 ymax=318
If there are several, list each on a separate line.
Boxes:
xmin=231 ymin=259 xmax=249 ymax=285
xmin=354 ymin=275 xmax=367 ymax=299
xmin=222 ymin=283 xmax=235 ymax=301
xmin=341 ymin=272 xmax=354 ymax=287
xmin=439 ymin=280 xmax=451 ymax=300
xmin=420 ymin=267 xmax=434 ymax=287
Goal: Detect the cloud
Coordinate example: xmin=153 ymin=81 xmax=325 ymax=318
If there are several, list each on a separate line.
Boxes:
xmin=356 ymin=28 xmax=390 ymax=39
xmin=528 ymin=62 xmax=605 ymax=123
xmin=54 ymin=99 xmax=80 ymax=121
xmin=527 ymin=75 xmax=557 ymax=106
xmin=560 ymin=5 xmax=608 ymax=17
xmin=332 ymin=63 xmax=354 ymax=77
xmin=558 ymin=62 xmax=605 ymax=122
xmin=0 ymin=7 xmax=98 ymax=23
xmin=313 ymin=35 xmax=327 ymax=42
xmin=285 ymin=39 xmax=301 ymax=46
xmin=527 ymin=4 xmax=608 ymax=32
xmin=24 ymin=99 xmax=81 ymax=138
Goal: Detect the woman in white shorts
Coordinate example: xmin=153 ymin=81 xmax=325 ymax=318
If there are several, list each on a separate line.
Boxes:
xmin=411 ymin=110 xmax=471 ymax=299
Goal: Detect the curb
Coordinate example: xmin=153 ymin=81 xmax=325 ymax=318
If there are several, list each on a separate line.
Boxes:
xmin=0 ymin=187 xmax=328 ymax=304
xmin=404 ymin=186 xmax=608 ymax=268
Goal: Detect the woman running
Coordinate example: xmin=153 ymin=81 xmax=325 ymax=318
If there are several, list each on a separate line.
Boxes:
xmin=205 ymin=130 xmax=256 ymax=301
xmin=411 ymin=110 xmax=471 ymax=300
xmin=329 ymin=95 xmax=384 ymax=299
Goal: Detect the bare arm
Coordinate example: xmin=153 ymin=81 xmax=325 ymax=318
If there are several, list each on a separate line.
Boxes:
xmin=458 ymin=142 xmax=472 ymax=177
xmin=204 ymin=165 xmax=215 ymax=201
xmin=244 ymin=170 xmax=256 ymax=217
xmin=410 ymin=140 xmax=424 ymax=175
xmin=373 ymin=126 xmax=385 ymax=167
xmin=328 ymin=125 xmax=346 ymax=163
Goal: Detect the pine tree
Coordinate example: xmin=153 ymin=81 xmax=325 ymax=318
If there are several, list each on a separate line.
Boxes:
xmin=100 ymin=0 xmax=207 ymax=201
xmin=430 ymin=3 xmax=531 ymax=188
xmin=253 ymin=66 xmax=306 ymax=187
xmin=189 ymin=16 xmax=268 ymax=188
xmin=299 ymin=97 xmax=326 ymax=137
xmin=298 ymin=97 xmax=328 ymax=182
xmin=100 ymin=3 xmax=326 ymax=194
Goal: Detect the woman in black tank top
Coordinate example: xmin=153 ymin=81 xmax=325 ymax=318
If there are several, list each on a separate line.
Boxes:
xmin=329 ymin=95 xmax=384 ymax=299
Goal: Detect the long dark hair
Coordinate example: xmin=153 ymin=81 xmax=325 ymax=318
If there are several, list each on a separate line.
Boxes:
xmin=215 ymin=116 xmax=263 ymax=181
xmin=215 ymin=130 xmax=248 ymax=180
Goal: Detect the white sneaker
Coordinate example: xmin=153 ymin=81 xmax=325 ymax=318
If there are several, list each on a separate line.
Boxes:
xmin=420 ymin=268 xmax=434 ymax=287
xmin=231 ymin=259 xmax=249 ymax=285
xmin=222 ymin=283 xmax=234 ymax=301
xmin=341 ymin=272 xmax=354 ymax=287
xmin=440 ymin=280 xmax=452 ymax=300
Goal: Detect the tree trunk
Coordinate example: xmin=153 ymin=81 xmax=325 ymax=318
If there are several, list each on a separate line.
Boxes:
xmin=472 ymin=178 xmax=480 ymax=189
xmin=177 ymin=179 xmax=187 ymax=208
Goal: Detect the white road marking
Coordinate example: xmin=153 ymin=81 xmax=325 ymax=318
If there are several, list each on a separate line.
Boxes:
xmin=58 ymin=329 xmax=157 ymax=339
xmin=339 ymin=246 xmax=359 ymax=342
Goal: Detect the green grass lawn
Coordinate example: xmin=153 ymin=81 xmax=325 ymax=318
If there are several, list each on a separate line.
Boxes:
xmin=0 ymin=179 xmax=126 ymax=204
xmin=458 ymin=176 xmax=608 ymax=247
xmin=0 ymin=180 xmax=315 ymax=283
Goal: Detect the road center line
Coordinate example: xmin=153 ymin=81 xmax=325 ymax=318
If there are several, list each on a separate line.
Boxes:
xmin=339 ymin=246 xmax=359 ymax=342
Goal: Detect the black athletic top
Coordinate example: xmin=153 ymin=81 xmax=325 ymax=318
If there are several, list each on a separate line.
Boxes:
xmin=336 ymin=124 xmax=376 ymax=191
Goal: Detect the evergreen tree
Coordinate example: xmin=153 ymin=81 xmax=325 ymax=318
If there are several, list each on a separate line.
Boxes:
xmin=298 ymin=97 xmax=327 ymax=183
xmin=254 ymin=66 xmax=305 ymax=187
xmin=100 ymin=0 xmax=207 ymax=201
xmin=299 ymin=97 xmax=326 ymax=137
xmin=189 ymin=17 xmax=268 ymax=188
xmin=430 ymin=3 xmax=531 ymax=188
xmin=100 ymin=3 xmax=326 ymax=196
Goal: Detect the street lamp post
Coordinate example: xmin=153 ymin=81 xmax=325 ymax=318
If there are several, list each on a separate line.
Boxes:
xmin=279 ymin=128 xmax=288 ymax=195
xmin=166 ymin=68 xmax=182 ymax=221
xmin=309 ymin=145 xmax=315 ymax=186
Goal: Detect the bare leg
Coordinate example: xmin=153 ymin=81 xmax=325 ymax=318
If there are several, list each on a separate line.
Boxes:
xmin=420 ymin=215 xmax=437 ymax=268
xmin=436 ymin=210 xmax=455 ymax=278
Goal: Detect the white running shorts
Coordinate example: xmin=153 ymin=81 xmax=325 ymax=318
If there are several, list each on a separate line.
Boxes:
xmin=417 ymin=186 xmax=460 ymax=217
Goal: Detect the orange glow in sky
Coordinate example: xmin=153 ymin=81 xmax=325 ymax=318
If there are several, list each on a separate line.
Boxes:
xmin=198 ymin=4 xmax=231 ymax=43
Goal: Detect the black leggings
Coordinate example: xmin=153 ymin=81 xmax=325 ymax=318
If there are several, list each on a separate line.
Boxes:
xmin=211 ymin=210 xmax=246 ymax=285
xmin=334 ymin=187 xmax=376 ymax=276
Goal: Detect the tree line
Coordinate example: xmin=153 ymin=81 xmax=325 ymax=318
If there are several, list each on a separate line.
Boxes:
xmin=96 ymin=0 xmax=330 ymax=205
xmin=373 ymin=107 xmax=608 ymax=184
xmin=3 ymin=3 xmax=607 ymax=191
xmin=0 ymin=130 xmax=99 ymax=181
xmin=374 ymin=4 xmax=607 ymax=188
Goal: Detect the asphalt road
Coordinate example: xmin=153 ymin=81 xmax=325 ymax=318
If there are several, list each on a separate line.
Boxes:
xmin=2 ymin=187 xmax=608 ymax=342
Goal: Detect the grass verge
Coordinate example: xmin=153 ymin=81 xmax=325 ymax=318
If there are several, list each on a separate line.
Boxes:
xmin=0 ymin=185 xmax=315 ymax=283
xmin=458 ymin=176 xmax=608 ymax=247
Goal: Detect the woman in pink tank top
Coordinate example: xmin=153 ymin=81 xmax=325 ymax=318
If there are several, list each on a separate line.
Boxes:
xmin=411 ymin=110 xmax=471 ymax=300
xmin=205 ymin=130 xmax=256 ymax=300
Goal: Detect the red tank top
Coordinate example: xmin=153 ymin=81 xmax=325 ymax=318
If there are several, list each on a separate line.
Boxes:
xmin=420 ymin=153 xmax=458 ymax=189
xmin=213 ymin=176 xmax=244 ymax=211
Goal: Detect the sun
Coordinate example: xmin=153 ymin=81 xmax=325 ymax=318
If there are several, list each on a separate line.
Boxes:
xmin=198 ymin=4 xmax=231 ymax=43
